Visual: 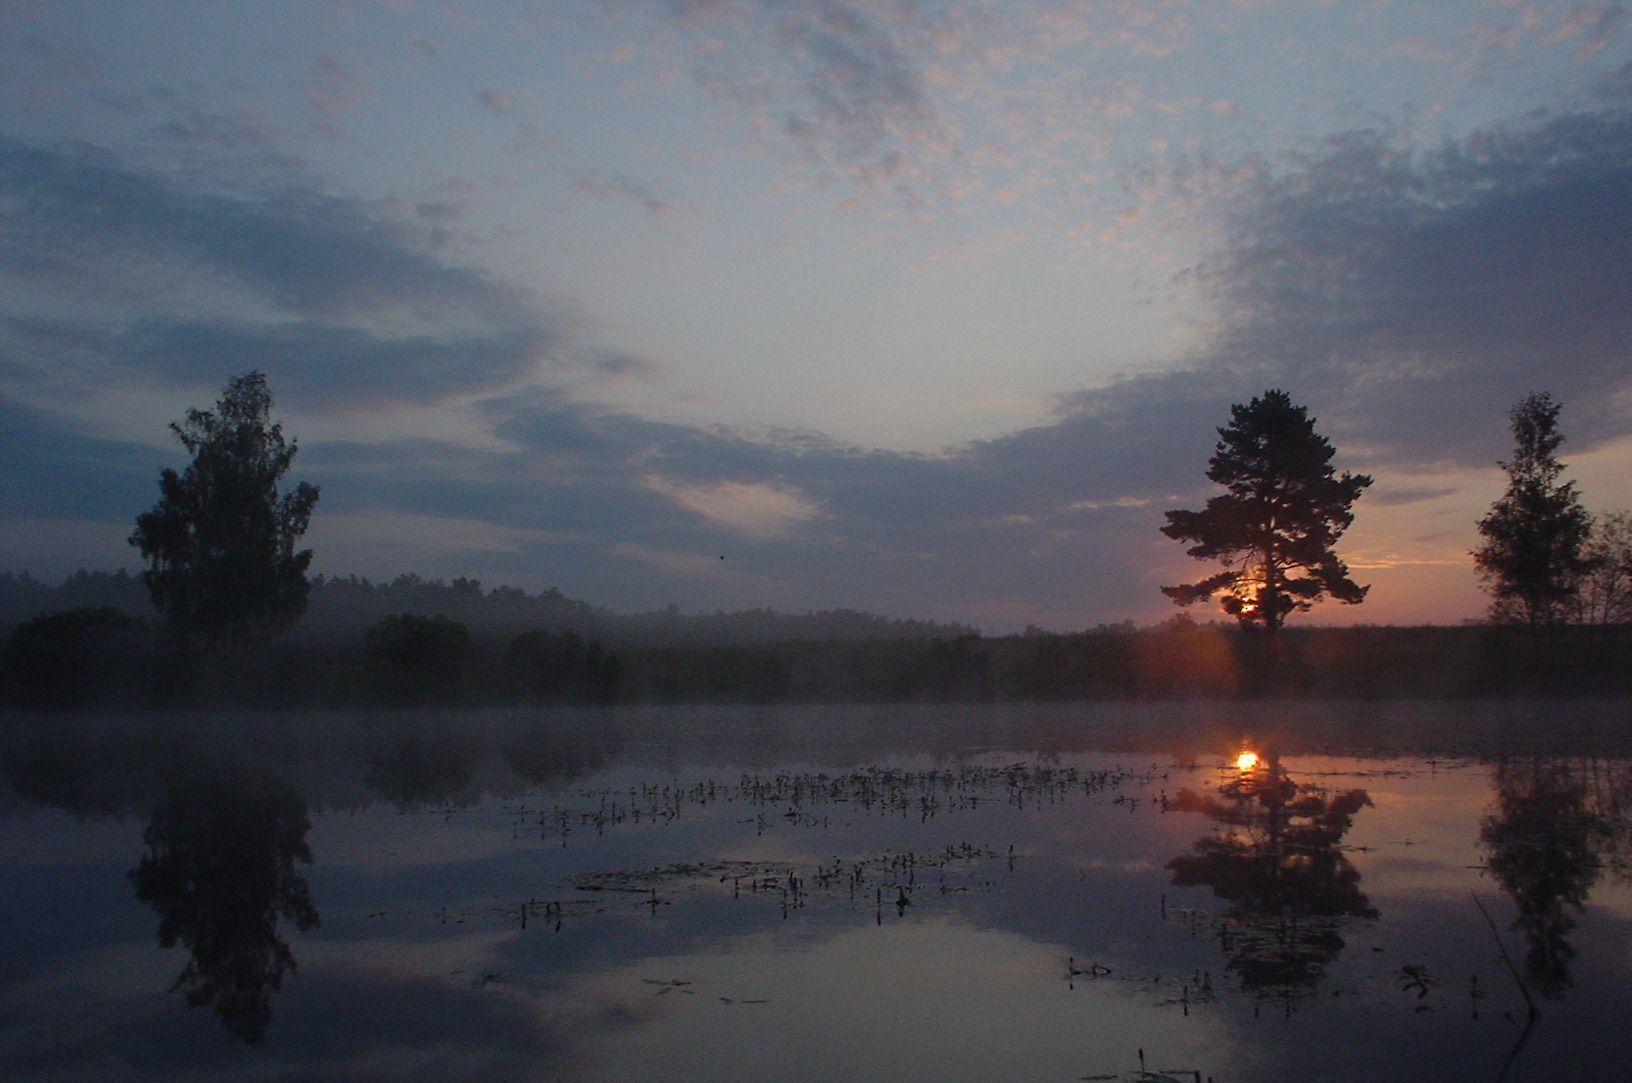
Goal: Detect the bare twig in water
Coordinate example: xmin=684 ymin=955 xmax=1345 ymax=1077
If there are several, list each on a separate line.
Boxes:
xmin=1471 ymin=891 xmax=1539 ymax=1081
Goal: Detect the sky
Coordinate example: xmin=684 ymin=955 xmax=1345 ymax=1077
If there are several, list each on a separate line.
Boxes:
xmin=2 ymin=0 xmax=1629 ymax=632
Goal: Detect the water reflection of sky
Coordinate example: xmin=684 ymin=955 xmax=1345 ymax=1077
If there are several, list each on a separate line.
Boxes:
xmin=3 ymin=708 xmax=1632 ymax=1080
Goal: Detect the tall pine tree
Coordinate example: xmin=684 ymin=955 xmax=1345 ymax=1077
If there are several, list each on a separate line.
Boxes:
xmin=1161 ymin=390 xmax=1372 ymax=633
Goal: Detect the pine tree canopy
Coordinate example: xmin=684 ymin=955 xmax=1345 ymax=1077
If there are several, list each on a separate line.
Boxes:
xmin=1160 ymin=389 xmax=1372 ymax=631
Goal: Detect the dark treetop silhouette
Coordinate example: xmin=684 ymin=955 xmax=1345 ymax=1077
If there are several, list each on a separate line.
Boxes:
xmin=1161 ymin=390 xmax=1372 ymax=633
xmin=129 ymin=372 xmax=319 ymax=649
xmin=1473 ymin=392 xmax=1595 ymax=627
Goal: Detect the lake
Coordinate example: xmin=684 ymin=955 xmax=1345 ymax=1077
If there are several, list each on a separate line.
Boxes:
xmin=3 ymin=703 xmax=1632 ymax=1081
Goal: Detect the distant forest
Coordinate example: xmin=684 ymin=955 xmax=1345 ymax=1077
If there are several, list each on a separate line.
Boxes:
xmin=0 ymin=569 xmax=975 ymax=648
xmin=4 ymin=568 xmax=1631 ymax=708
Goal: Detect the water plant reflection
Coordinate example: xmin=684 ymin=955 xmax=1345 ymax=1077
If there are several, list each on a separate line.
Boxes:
xmin=1165 ymin=752 xmax=1375 ymax=1010
xmin=128 ymin=763 xmax=319 ymax=1043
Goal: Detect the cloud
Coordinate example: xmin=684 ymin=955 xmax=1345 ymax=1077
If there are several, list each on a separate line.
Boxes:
xmin=640 ymin=0 xmax=958 ymax=204
xmin=0 ymin=397 xmax=155 ymax=519
xmin=310 ymin=510 xmax=565 ymax=560
xmin=642 ymin=476 xmax=822 ymax=538
xmin=770 ymin=1 xmax=950 ymax=158
xmin=575 ymin=347 xmax=662 ymax=382
xmin=443 ymin=376 xmax=1228 ymax=622
xmin=1384 ymin=35 xmax=1458 ymax=66
xmin=0 ymin=138 xmax=532 ymax=327
xmin=153 ymin=106 xmax=280 ymax=150
xmin=0 ymin=136 xmax=569 ymax=415
xmin=1365 ymin=486 xmax=1460 ymax=508
xmin=1550 ymin=4 xmax=1628 ymax=57
xmin=117 ymin=319 xmax=551 ymax=408
xmin=474 ymin=89 xmax=519 ymax=117
xmin=571 ymin=174 xmax=683 ymax=217
xmin=1191 ymin=98 xmax=1632 ymax=466
xmin=414 ymin=199 xmax=466 ymax=222
xmin=305 ymin=53 xmax=368 ymax=121
xmin=1032 ymin=2 xmax=1192 ymax=58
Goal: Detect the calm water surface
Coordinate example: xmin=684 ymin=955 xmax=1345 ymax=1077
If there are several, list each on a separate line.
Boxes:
xmin=3 ymin=703 xmax=1631 ymax=1081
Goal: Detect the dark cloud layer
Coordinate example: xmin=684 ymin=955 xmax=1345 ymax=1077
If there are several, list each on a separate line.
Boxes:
xmin=1196 ymin=99 xmax=1632 ymax=465
xmin=0 ymin=138 xmax=527 ymax=324
xmin=0 ymin=136 xmax=558 ymax=411
xmin=0 ymin=397 xmax=154 ymax=520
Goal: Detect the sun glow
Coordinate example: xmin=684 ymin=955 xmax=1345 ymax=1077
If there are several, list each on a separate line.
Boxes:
xmin=1230 ymin=565 xmax=1267 ymax=616
xmin=1235 ymin=751 xmax=1260 ymax=772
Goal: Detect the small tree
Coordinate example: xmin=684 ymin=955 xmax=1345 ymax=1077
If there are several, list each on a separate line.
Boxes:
xmin=1160 ymin=390 xmax=1372 ymax=633
xmin=0 ymin=607 xmax=155 ymax=707
xmin=130 ymin=372 xmax=320 ymax=648
xmin=1473 ymin=393 xmax=1594 ymax=627
xmin=506 ymin=629 xmax=621 ymax=704
xmin=365 ymin=613 xmax=470 ymax=703
xmin=1570 ymin=512 xmax=1632 ymax=626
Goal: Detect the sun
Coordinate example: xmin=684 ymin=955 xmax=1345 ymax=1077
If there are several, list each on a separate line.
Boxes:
xmin=1235 ymin=750 xmax=1260 ymax=772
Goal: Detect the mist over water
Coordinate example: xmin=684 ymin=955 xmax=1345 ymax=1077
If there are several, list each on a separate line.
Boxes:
xmin=4 ymin=704 xmax=1632 ymax=1081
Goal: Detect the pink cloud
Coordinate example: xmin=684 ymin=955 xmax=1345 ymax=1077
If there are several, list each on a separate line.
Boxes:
xmin=1550 ymin=4 xmax=1627 ymax=57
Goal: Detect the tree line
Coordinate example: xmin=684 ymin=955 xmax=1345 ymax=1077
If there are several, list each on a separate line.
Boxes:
xmin=7 ymin=606 xmax=1632 ymax=708
xmin=0 ymin=568 xmax=971 ymax=650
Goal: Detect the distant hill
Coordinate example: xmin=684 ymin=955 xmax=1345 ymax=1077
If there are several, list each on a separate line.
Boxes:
xmin=0 ymin=570 xmax=975 ymax=649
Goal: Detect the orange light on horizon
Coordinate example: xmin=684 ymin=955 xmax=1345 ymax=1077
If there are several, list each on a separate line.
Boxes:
xmin=1235 ymin=751 xmax=1259 ymax=772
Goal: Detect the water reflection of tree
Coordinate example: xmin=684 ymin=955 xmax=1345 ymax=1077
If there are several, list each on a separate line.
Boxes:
xmin=128 ymin=763 xmax=319 ymax=1043
xmin=0 ymin=719 xmax=156 ymax=817
xmin=1480 ymin=759 xmax=1607 ymax=1000
xmin=1166 ymin=756 xmax=1376 ymax=1009
xmin=498 ymin=714 xmax=614 ymax=786
xmin=363 ymin=719 xmax=474 ymax=809
xmin=1586 ymin=759 xmax=1632 ymax=883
